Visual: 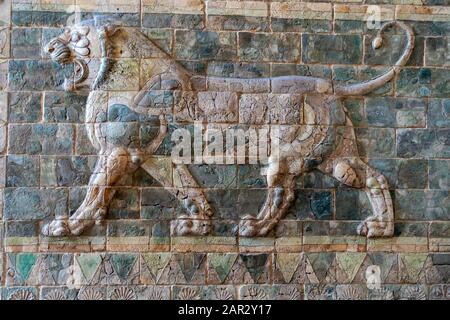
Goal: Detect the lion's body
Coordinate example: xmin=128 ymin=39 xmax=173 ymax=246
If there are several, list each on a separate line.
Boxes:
xmin=42 ymin=21 xmax=415 ymax=238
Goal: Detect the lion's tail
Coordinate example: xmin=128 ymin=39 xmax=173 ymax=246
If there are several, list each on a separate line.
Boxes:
xmin=334 ymin=21 xmax=414 ymax=96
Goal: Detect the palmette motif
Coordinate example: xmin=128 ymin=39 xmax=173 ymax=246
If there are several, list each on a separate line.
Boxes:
xmin=41 ymin=18 xmax=415 ymax=239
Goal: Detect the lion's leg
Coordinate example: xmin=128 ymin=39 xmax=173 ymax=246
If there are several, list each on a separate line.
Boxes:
xmin=238 ymin=156 xmax=298 ymax=237
xmin=170 ymin=164 xmax=213 ymax=236
xmin=42 ymin=147 xmax=138 ymax=236
xmin=328 ymin=158 xmax=394 ymax=238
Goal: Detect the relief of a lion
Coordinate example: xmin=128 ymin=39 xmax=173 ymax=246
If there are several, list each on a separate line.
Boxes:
xmin=41 ymin=19 xmax=414 ymax=239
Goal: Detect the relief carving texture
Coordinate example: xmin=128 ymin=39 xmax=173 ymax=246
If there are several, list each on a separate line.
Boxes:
xmin=0 ymin=0 xmax=449 ymax=300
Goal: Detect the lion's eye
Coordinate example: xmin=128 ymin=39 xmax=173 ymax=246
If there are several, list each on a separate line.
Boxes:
xmin=48 ymin=47 xmax=54 ymax=53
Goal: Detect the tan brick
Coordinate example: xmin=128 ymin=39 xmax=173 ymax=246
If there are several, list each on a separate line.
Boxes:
xmin=143 ymin=0 xmax=204 ymax=15
xmin=207 ymin=1 xmax=268 ymax=18
xmin=271 ymin=2 xmax=332 ymax=20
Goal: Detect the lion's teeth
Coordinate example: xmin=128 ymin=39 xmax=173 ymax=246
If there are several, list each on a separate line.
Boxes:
xmin=75 ymin=38 xmax=90 ymax=48
xmin=75 ymin=47 xmax=90 ymax=56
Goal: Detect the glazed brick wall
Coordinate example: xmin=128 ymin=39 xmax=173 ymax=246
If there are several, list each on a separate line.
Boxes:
xmin=0 ymin=0 xmax=449 ymax=300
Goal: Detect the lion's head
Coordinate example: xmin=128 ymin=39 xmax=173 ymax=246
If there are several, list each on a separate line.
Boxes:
xmin=44 ymin=25 xmax=91 ymax=91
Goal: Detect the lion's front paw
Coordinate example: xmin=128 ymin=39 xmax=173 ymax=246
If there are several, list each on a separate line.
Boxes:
xmin=238 ymin=215 xmax=270 ymax=237
xmin=357 ymin=218 xmax=394 ymax=238
xmin=42 ymin=219 xmax=71 ymax=237
xmin=171 ymin=215 xmax=212 ymax=236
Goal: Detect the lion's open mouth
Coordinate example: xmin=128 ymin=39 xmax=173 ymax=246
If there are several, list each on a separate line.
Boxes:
xmin=47 ymin=41 xmax=72 ymax=64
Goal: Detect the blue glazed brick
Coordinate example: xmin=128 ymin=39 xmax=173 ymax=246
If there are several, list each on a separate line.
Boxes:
xmin=396 ymin=159 xmax=428 ymax=189
xmin=8 ymin=124 xmax=74 ymax=155
xmin=4 ymin=188 xmax=68 ymax=220
xmin=271 ymin=63 xmax=332 ymax=79
xmin=395 ymin=190 xmax=449 ymax=221
xmin=272 ymin=18 xmax=331 ymax=33
xmin=109 ymin=188 xmax=140 ymax=219
xmin=364 ymin=35 xmax=424 ymax=67
xmin=44 ymin=92 xmax=87 ymax=123
xmin=5 ymin=221 xmax=39 ymax=237
xmin=302 ymin=34 xmax=362 ymax=64
xmin=428 ymin=99 xmax=450 ymax=128
xmin=40 ymin=156 xmax=96 ymax=187
xmin=394 ymin=222 xmax=428 ymax=238
xmin=6 ymin=155 xmax=39 ymax=187
xmin=207 ymin=61 xmax=270 ymax=78
xmin=8 ymin=92 xmax=42 ymax=123
xmin=335 ymin=187 xmax=371 ymax=220
xmin=333 ymin=66 xmax=392 ymax=96
xmin=365 ymin=97 xmax=426 ymax=128
xmin=175 ymin=30 xmax=236 ymax=60
xmin=81 ymin=12 xmax=140 ymax=27
xmin=143 ymin=13 xmax=204 ymax=29
xmin=406 ymin=21 xmax=450 ymax=37
xmin=396 ymin=68 xmax=450 ymax=98
xmin=140 ymin=188 xmax=181 ymax=220
xmin=209 ymin=15 xmax=269 ymax=32
xmin=290 ymin=190 xmax=333 ymax=220
xmin=11 ymin=28 xmax=41 ymax=58
xmin=188 ymin=164 xmax=237 ymax=188
xmin=8 ymin=60 xmax=69 ymax=91
xmin=11 ymin=11 xmax=72 ymax=27
xmin=342 ymin=98 xmax=366 ymax=128
xmin=239 ymin=32 xmax=300 ymax=62
xmin=237 ymin=189 xmax=266 ymax=218
xmin=367 ymin=159 xmax=397 ymax=189
xmin=397 ymin=129 xmax=450 ymax=158
xmin=237 ymin=164 xmax=267 ymax=188
xmin=425 ymin=37 xmax=450 ymax=67
xmin=429 ymin=160 xmax=450 ymax=190
xmin=204 ymin=189 xmax=239 ymax=219
xmin=356 ymin=128 xmax=396 ymax=158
